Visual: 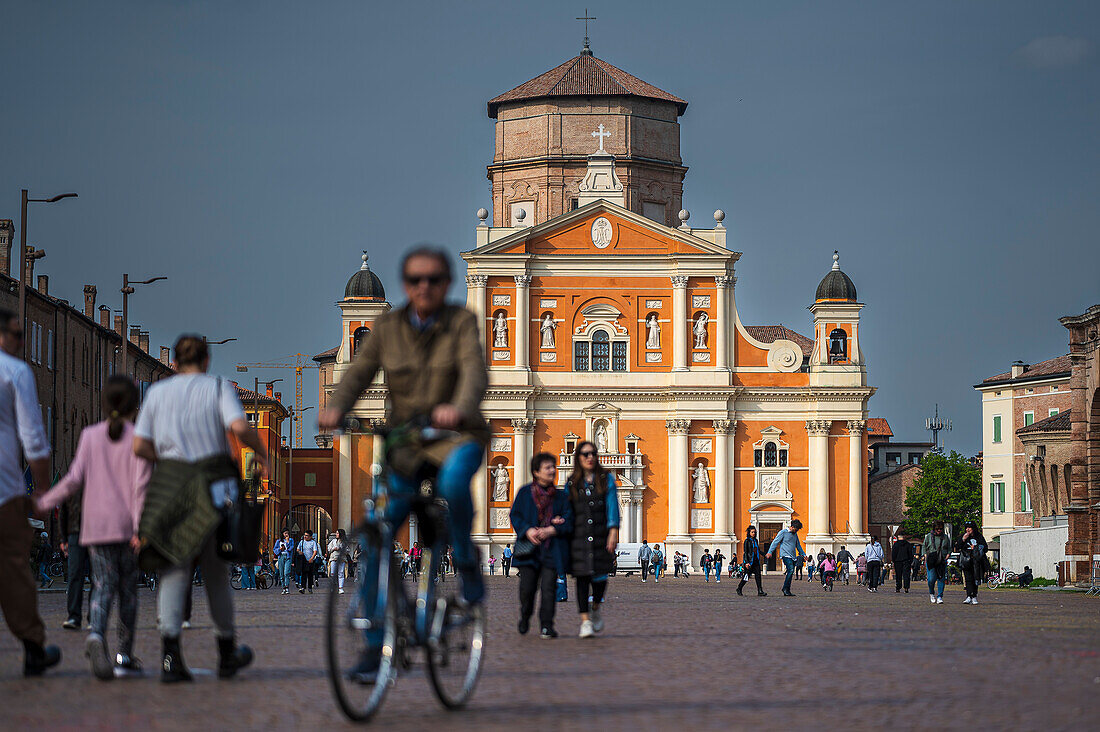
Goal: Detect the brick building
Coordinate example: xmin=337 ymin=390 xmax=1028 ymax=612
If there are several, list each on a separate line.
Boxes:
xmin=867 ymin=463 xmax=921 ymax=543
xmin=975 ymin=355 xmax=1073 ymax=539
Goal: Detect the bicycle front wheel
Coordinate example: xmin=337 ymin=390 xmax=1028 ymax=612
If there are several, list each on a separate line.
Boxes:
xmin=327 ymin=528 xmax=398 ymax=723
xmin=426 ymin=598 xmax=486 ymax=709
xmin=230 ymin=574 xmax=243 ymax=591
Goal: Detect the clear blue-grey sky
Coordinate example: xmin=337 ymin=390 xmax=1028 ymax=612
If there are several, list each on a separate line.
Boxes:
xmin=3 ymin=1 xmax=1098 ymax=454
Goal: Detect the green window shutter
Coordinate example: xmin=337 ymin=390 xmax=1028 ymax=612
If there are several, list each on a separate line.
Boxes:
xmin=1021 ymin=481 xmax=1029 ymax=512
xmin=1024 ymin=413 xmax=1034 ymax=426
xmin=993 ymin=416 xmax=1001 ymax=443
xmin=999 ymin=483 xmax=1005 ymax=512
xmin=989 ymin=483 xmax=995 ymax=512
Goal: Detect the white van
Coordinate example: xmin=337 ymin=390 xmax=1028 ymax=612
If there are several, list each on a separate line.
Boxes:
xmin=613 ymin=542 xmax=645 ymax=575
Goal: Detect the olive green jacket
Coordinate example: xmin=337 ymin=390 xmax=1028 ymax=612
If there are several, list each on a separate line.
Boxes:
xmin=330 ymin=303 xmax=489 ymax=448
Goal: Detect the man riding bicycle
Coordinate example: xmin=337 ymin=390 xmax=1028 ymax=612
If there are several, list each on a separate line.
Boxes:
xmin=318 ymin=246 xmax=488 ymax=677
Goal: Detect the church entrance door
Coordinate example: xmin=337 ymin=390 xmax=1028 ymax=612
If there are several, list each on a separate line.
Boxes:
xmin=759 ymin=522 xmax=783 ymax=572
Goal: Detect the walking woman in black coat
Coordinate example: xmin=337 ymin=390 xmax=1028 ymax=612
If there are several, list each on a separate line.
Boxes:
xmin=954 ymin=521 xmax=989 ymax=605
xmin=509 ymin=453 xmax=572 ymax=639
xmin=736 ymin=525 xmax=767 ymax=596
xmin=566 ymin=441 xmax=620 ymax=639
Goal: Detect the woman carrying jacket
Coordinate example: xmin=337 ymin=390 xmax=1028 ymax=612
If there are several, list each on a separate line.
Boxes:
xmin=509 ymin=452 xmax=573 ymax=639
xmin=954 ymin=521 xmax=988 ymax=605
xmin=566 ymin=441 xmax=619 ymax=639
xmin=736 ymin=525 xmax=767 ymax=596
xmin=36 ymin=377 xmax=151 ymax=680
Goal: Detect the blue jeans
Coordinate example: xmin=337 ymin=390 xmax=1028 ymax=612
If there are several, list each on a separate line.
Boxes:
xmin=360 ymin=441 xmax=485 ymax=646
xmin=782 ymin=557 xmax=796 ymax=593
xmin=703 ymin=565 xmax=711 ymax=581
xmin=653 ymin=563 xmax=662 ymax=581
xmin=714 ymin=562 xmax=722 ymax=581
xmin=277 ymin=555 xmax=293 ymax=588
xmin=241 ymin=565 xmax=256 ymax=589
xmin=927 ymin=567 xmax=945 ymax=598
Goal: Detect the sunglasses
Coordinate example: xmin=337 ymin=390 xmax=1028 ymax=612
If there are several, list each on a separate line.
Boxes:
xmin=579 ymin=450 xmax=596 ymax=458
xmin=404 ymin=274 xmax=447 ymax=287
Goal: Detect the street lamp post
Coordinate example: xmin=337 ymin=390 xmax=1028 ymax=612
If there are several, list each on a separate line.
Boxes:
xmin=286 ymin=405 xmax=314 ymax=535
xmin=120 ymin=274 xmax=166 ymax=376
xmin=18 ymin=189 xmax=77 ymax=358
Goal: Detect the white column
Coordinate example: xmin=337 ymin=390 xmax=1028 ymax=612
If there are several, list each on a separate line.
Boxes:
xmin=634 ymin=500 xmax=643 ymax=543
xmin=666 ymin=419 xmax=690 ymax=536
xmin=847 ymin=420 xmax=866 ymax=536
xmin=806 ymin=420 xmax=831 ymax=542
xmin=514 ymin=274 xmax=530 ymax=370
xmin=715 ymin=276 xmax=733 ymax=371
xmin=511 ymin=418 xmax=534 ymax=496
xmin=338 ymin=433 xmax=353 ymax=532
xmin=713 ymin=419 xmax=734 ymax=540
xmin=465 ymin=275 xmax=488 ymax=340
xmin=619 ymin=494 xmax=632 ymax=543
xmin=671 ymin=276 xmax=688 ymax=371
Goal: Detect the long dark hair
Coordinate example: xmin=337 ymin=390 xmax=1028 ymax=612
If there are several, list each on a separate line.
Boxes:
xmin=103 ymin=376 xmax=140 ymax=441
xmin=568 ymin=440 xmax=608 ymax=501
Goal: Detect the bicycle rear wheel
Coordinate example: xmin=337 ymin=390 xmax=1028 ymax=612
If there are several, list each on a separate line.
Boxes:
xmin=426 ymin=597 xmax=486 ymax=709
xmin=327 ymin=528 xmax=398 ymax=723
xmin=230 ymin=574 xmax=243 ymax=591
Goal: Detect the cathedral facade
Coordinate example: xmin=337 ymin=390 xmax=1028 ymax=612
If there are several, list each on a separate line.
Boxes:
xmin=323 ymin=48 xmax=874 ymax=566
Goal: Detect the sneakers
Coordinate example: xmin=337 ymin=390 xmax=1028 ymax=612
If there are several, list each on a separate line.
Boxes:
xmin=579 ymin=619 xmax=595 ymax=639
xmin=970 ymin=598 xmax=978 ymax=605
xmin=936 ymin=597 xmax=944 ymax=604
xmin=338 ymin=589 xmax=345 ymax=595
xmin=930 ymin=595 xmax=936 ymax=604
xmin=114 ymin=653 xmax=143 ymax=678
xmin=181 ymin=621 xmax=192 ymax=630
xmin=299 ymin=588 xmax=305 ymax=594
xmin=518 ymin=617 xmax=530 ymax=635
xmin=758 ymin=591 xmax=768 ymax=596
xmin=62 ymin=618 xmax=80 ymax=631
xmin=23 ymin=641 xmax=62 ymax=677
xmin=591 ymin=607 xmax=604 ymax=633
xmin=539 ymin=627 xmax=558 ymax=639
xmin=216 ymin=638 xmax=254 ymax=679
xmin=963 ymin=596 xmax=972 ymax=604
xmin=86 ymin=634 xmax=114 ymax=681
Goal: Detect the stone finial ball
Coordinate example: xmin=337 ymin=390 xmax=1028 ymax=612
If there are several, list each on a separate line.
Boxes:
xmin=714 ymin=209 xmax=726 ymax=223
xmin=515 ymin=208 xmax=526 ymax=222
xmin=477 ymin=207 xmax=489 ymax=221
xmin=678 ymin=209 xmax=690 ymax=223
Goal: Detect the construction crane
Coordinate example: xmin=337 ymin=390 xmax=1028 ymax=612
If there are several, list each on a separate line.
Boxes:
xmin=236 ymin=353 xmax=318 ymax=446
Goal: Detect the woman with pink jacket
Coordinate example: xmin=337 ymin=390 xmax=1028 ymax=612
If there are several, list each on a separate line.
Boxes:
xmin=37 ymin=377 xmax=151 ymax=680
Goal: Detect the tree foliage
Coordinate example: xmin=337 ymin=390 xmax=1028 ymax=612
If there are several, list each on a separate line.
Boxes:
xmin=899 ymin=449 xmax=981 ymax=537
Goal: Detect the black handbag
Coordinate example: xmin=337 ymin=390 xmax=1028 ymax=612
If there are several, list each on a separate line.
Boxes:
xmin=216 ymin=475 xmax=264 ymax=563
xmin=512 ymin=536 xmax=538 ymax=560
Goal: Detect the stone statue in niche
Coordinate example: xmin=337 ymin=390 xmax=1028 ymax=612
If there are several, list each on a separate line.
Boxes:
xmin=493 ymin=312 xmax=508 ymax=348
xmin=595 ymin=423 xmax=609 ymax=454
xmin=540 ymin=313 xmax=557 ymax=348
xmin=692 ymin=461 xmax=710 ymax=503
xmin=646 ymin=314 xmax=661 ymax=349
xmin=693 ymin=312 xmax=709 ymax=349
xmin=492 ymin=464 xmax=510 ymax=501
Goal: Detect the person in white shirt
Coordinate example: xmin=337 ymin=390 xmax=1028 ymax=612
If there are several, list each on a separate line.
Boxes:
xmin=297 ymin=531 xmax=320 ymax=593
xmin=133 ymin=335 xmax=269 ymax=682
xmin=327 ymin=529 xmax=347 ymax=594
xmin=0 ymin=308 xmax=61 ymax=676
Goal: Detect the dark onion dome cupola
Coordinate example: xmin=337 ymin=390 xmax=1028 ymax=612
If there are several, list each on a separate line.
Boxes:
xmin=344 ymin=251 xmax=385 ymax=300
xmin=815 ymin=251 xmax=858 ymax=303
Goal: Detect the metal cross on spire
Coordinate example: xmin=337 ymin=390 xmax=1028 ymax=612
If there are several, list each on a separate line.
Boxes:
xmin=576 ymin=8 xmax=596 ymax=54
xmin=591 ymin=123 xmax=611 ymax=152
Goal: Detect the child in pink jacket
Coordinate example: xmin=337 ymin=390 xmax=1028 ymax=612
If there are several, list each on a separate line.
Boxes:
xmin=37 ymin=377 xmax=151 ymax=680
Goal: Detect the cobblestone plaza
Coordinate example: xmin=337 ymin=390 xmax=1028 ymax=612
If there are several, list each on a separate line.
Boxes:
xmin=4 ymin=575 xmax=1097 ymax=730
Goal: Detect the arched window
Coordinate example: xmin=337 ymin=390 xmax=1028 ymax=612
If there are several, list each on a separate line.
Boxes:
xmin=828 ymin=328 xmax=848 ymax=363
xmin=764 ymin=442 xmax=778 ymax=467
xmin=573 ymin=328 xmax=627 ymax=372
xmin=592 ymin=330 xmax=610 ymax=371
xmin=352 ymin=326 xmax=370 ymax=355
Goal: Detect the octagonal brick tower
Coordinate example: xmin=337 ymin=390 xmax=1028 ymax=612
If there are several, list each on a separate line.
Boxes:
xmin=486 ymin=44 xmax=688 ymax=228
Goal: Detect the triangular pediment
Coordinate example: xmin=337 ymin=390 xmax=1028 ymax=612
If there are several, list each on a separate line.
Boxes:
xmin=463 ymin=200 xmax=735 ymax=258
xmin=582 ymin=402 xmax=622 ymax=416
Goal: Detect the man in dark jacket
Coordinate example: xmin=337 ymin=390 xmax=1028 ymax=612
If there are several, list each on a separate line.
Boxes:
xmin=60 ymin=493 xmax=91 ymax=630
xmin=892 ymin=534 xmax=916 ymax=593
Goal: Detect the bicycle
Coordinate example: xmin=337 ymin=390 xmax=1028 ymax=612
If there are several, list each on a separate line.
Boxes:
xmin=986 ymin=568 xmax=1018 ymax=590
xmin=326 ymin=422 xmax=486 ymax=723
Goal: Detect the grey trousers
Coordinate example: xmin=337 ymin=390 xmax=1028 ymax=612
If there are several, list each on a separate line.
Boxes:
xmin=157 ymin=535 xmax=234 ymax=639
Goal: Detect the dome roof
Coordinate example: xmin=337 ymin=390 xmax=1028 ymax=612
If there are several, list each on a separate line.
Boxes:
xmin=815 ymin=251 xmax=858 ymax=302
xmin=344 ymin=252 xmax=385 ymax=300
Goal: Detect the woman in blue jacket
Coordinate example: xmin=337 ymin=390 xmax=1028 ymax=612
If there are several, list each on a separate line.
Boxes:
xmin=510 ymin=452 xmax=573 ymax=639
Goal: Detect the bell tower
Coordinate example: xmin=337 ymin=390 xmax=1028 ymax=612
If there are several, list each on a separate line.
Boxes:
xmin=809 ymin=251 xmax=866 ymax=388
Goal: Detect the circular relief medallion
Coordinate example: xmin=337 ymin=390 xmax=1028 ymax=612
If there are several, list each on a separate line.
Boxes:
xmin=591 ymin=217 xmax=613 ymax=249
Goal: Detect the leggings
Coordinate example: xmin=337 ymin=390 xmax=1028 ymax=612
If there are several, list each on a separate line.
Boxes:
xmin=575 ymin=575 xmax=608 ymax=614
xmin=88 ymin=542 xmax=139 ymax=656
